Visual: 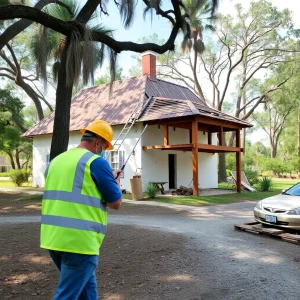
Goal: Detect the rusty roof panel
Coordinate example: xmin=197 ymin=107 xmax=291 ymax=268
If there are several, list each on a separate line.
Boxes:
xmin=23 ymin=75 xmax=251 ymax=138
xmin=23 ymin=75 xmax=147 ymax=137
xmin=139 ymin=97 xmax=252 ymax=127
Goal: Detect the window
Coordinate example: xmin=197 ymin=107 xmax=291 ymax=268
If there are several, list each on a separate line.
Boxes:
xmin=108 ymin=150 xmax=125 ymax=178
xmin=46 ymin=154 xmax=50 ymax=167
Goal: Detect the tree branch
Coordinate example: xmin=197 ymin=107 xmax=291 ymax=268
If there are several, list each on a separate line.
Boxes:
xmin=0 ymin=4 xmax=182 ymax=54
xmin=0 ymin=0 xmax=74 ymax=51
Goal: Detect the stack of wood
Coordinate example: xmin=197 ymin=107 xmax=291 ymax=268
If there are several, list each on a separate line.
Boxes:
xmin=171 ymin=185 xmax=193 ymax=196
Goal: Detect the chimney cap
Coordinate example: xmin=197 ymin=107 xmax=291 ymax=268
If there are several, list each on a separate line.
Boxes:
xmin=141 ymin=51 xmax=158 ymax=57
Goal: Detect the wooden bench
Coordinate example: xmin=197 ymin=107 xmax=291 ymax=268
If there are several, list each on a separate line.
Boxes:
xmin=150 ymin=182 xmax=168 ymax=194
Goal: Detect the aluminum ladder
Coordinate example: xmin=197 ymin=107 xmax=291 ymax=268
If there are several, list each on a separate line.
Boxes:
xmin=105 ymin=96 xmax=152 ymax=161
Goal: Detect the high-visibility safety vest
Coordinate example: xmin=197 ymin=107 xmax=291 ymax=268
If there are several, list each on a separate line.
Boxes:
xmin=40 ymin=148 xmax=107 ymax=255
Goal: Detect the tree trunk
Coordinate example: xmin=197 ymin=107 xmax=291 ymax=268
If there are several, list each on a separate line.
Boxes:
xmin=50 ymin=39 xmax=73 ymax=160
xmin=218 ymin=153 xmax=227 ymax=182
xmin=7 ymin=152 xmax=16 ymax=169
xmin=270 ymin=141 xmax=277 ymax=158
xmin=15 ymin=149 xmax=21 ymax=169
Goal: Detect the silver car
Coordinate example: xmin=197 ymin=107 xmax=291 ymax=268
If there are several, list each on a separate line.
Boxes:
xmin=254 ymin=182 xmax=300 ymax=230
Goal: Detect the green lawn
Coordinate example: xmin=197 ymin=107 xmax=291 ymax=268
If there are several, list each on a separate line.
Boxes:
xmin=123 ymin=178 xmax=299 ymax=206
xmin=0 ymin=179 xmax=43 ymax=191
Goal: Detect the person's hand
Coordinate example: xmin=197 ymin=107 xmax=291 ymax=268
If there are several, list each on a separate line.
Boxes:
xmin=113 ymin=170 xmax=122 ymax=186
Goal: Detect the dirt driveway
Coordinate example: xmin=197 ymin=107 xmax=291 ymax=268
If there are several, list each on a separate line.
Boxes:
xmin=0 ymin=193 xmax=202 ymax=300
xmin=2 ymin=192 xmax=300 ymax=300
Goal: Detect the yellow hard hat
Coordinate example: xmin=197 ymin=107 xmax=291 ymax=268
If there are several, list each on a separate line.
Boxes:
xmin=80 ymin=120 xmax=114 ymax=150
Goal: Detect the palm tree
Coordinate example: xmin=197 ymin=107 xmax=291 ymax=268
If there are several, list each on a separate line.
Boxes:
xmin=181 ymin=0 xmax=217 ymax=101
xmin=31 ymin=0 xmax=112 ymax=91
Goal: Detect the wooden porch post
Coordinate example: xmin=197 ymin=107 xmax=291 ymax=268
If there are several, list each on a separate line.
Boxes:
xmin=208 ymin=132 xmax=212 ymax=145
xmin=219 ymin=126 xmax=223 ymax=146
xmin=164 ymin=124 xmax=169 ymax=146
xmin=236 ymin=129 xmax=241 ymax=193
xmin=192 ymin=120 xmax=199 ymax=196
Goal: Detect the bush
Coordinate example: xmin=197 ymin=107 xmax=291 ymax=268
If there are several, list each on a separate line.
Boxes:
xmin=9 ymin=169 xmax=31 ymax=187
xmin=259 ymin=177 xmax=273 ymax=192
xmin=244 ymin=168 xmax=259 ymax=186
xmin=261 ymin=171 xmax=270 ymax=177
xmin=0 ymin=172 xmax=10 ymax=177
xmin=145 ymin=182 xmax=158 ymax=198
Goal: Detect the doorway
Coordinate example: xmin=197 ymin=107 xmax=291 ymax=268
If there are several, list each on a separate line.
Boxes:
xmin=168 ymin=154 xmax=177 ymax=189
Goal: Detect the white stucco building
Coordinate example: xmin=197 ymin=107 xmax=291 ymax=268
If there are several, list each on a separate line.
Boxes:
xmin=23 ymin=52 xmax=251 ymax=195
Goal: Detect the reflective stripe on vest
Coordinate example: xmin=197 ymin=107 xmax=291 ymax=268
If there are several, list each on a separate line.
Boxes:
xmin=42 ymin=215 xmax=107 ymax=234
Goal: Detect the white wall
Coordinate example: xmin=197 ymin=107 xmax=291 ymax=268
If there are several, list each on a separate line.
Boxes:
xmin=32 ymin=124 xmax=143 ymax=190
xmin=32 ymin=123 xmax=218 ymax=191
xmin=141 ymin=125 xmax=218 ymax=190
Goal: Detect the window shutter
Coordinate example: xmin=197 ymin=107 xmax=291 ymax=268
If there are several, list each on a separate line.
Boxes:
xmin=119 ymin=150 xmax=125 ymax=178
xmin=46 ymin=154 xmax=50 ymax=167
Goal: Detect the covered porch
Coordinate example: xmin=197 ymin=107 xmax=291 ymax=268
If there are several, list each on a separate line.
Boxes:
xmin=142 ymin=115 xmax=245 ymax=196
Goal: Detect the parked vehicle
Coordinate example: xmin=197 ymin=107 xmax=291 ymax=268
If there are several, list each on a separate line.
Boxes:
xmin=254 ymin=182 xmax=300 ymax=229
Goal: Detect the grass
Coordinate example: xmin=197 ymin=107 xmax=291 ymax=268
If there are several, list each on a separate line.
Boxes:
xmin=123 ymin=178 xmax=300 ymax=206
xmin=0 ymin=179 xmax=43 ymax=191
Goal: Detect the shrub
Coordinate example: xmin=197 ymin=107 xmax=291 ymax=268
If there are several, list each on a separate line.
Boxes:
xmin=259 ymin=177 xmax=273 ymax=192
xmin=261 ymin=171 xmax=270 ymax=177
xmin=9 ymin=169 xmax=31 ymax=187
xmin=244 ymin=168 xmax=259 ymax=186
xmin=145 ymin=182 xmax=158 ymax=198
xmin=0 ymin=172 xmax=10 ymax=177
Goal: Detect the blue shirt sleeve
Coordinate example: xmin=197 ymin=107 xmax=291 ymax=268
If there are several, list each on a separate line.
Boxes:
xmin=90 ymin=157 xmax=122 ymax=203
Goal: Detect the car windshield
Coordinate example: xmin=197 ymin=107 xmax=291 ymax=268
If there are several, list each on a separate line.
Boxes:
xmin=285 ymin=183 xmax=300 ymax=196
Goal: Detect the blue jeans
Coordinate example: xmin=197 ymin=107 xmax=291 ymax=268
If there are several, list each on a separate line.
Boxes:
xmin=49 ymin=250 xmax=98 ymax=300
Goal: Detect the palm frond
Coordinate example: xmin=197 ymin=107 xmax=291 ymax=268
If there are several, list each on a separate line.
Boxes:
xmin=108 ymin=49 xmax=117 ymax=95
xmin=66 ymin=26 xmax=83 ymax=87
xmin=119 ymin=0 xmax=135 ymax=28
xmin=195 ymin=39 xmax=205 ymax=54
xmin=46 ymin=0 xmax=79 ymax=21
xmin=37 ymin=26 xmax=48 ymax=90
xmin=211 ymin=0 xmax=219 ymax=16
xmin=82 ymin=28 xmax=94 ymax=85
xmin=143 ymin=0 xmax=162 ymax=23
xmin=52 ymin=61 xmax=61 ymax=82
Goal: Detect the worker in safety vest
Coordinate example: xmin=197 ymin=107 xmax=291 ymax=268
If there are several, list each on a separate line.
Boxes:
xmin=40 ymin=120 xmax=122 ymax=300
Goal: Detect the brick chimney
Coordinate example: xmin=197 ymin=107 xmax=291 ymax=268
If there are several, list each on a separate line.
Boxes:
xmin=141 ymin=51 xmax=157 ymax=77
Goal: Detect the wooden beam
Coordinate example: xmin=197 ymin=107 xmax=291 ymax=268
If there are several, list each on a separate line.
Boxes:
xmin=196 ymin=116 xmax=245 ymax=129
xmin=235 ymin=129 xmax=241 ymax=193
xmin=219 ymin=126 xmax=223 ymax=146
xmin=164 ymin=124 xmax=169 ymax=146
xmin=198 ymin=144 xmax=240 ymax=152
xmin=142 ymin=144 xmax=241 ymax=153
xmin=192 ymin=120 xmax=199 ymax=196
xmin=143 ymin=144 xmax=193 ymax=150
xmin=236 ymin=151 xmax=242 ymax=193
xmin=236 ymin=129 xmax=240 ymax=147
xmin=208 ymin=132 xmax=212 ymax=145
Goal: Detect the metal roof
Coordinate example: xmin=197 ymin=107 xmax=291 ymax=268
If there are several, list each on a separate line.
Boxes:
xmin=139 ymin=97 xmax=252 ymax=127
xmin=22 ymin=75 xmax=251 ymax=137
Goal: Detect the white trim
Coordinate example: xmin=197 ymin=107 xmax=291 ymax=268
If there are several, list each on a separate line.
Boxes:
xmin=141 ymin=51 xmax=158 ymax=57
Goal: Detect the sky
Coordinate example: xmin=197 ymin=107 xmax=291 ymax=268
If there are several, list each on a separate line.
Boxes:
xmin=99 ymin=0 xmax=300 ymax=76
